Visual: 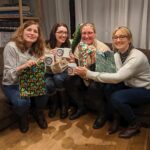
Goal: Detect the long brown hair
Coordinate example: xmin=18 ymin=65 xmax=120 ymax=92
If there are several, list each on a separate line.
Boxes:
xmin=11 ymin=20 xmax=45 ymax=57
xmin=46 ymin=23 xmax=70 ymax=49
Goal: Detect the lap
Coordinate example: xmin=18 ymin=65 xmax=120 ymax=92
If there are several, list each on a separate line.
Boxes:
xmin=112 ymin=87 xmax=150 ymax=106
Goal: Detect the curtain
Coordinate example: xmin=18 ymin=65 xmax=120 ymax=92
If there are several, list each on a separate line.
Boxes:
xmin=75 ymin=0 xmax=150 ymax=49
xmin=35 ymin=0 xmax=149 ymax=49
xmin=35 ymin=0 xmax=70 ymax=40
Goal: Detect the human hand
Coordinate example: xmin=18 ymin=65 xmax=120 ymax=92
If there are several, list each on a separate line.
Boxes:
xmin=50 ymin=49 xmax=57 ymax=55
xmin=74 ymin=66 xmax=88 ymax=77
xmin=66 ymin=52 xmax=75 ymax=63
xmin=25 ymin=59 xmax=37 ymax=68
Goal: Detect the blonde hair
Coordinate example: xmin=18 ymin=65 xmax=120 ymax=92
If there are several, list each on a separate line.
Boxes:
xmin=112 ymin=26 xmax=133 ymax=50
xmin=112 ymin=26 xmax=133 ymax=43
xmin=80 ymin=23 xmax=96 ymax=33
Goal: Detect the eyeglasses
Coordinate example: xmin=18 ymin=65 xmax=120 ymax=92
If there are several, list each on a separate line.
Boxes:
xmin=112 ymin=35 xmax=127 ymax=40
xmin=56 ymin=31 xmax=68 ymax=35
xmin=81 ymin=32 xmax=94 ymax=35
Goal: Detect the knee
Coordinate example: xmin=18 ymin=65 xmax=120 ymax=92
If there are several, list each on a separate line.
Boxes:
xmin=111 ymin=92 xmax=124 ymax=108
xmin=53 ymin=76 xmax=63 ymax=88
xmin=45 ymin=80 xmax=56 ymax=93
xmin=16 ymin=98 xmax=31 ymax=108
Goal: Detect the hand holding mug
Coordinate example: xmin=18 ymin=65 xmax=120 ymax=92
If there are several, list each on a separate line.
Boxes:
xmin=74 ymin=66 xmax=87 ymax=77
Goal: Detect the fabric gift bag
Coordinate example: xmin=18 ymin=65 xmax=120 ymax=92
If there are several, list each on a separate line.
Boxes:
xmin=96 ymin=50 xmax=116 ymax=73
xmin=19 ymin=61 xmax=46 ymax=97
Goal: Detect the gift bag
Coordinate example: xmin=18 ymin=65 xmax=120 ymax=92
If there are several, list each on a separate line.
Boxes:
xmin=96 ymin=50 xmax=116 ymax=73
xmin=78 ymin=42 xmax=96 ymax=67
xmin=51 ymin=59 xmax=68 ymax=74
xmin=19 ymin=62 xmax=46 ymax=97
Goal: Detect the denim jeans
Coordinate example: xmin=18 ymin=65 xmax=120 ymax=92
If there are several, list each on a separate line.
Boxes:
xmin=2 ymin=85 xmax=48 ymax=111
xmin=45 ymin=70 xmax=68 ymax=94
xmin=104 ymin=83 xmax=150 ymax=123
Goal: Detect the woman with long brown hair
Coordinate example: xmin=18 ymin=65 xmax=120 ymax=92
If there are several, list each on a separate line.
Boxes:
xmin=2 ymin=20 xmax=48 ymax=133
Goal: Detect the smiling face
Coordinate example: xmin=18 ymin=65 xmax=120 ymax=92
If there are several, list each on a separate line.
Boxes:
xmin=81 ymin=24 xmax=96 ymax=45
xmin=23 ymin=24 xmax=39 ymax=48
xmin=55 ymin=26 xmax=68 ymax=47
xmin=112 ymin=27 xmax=132 ymax=53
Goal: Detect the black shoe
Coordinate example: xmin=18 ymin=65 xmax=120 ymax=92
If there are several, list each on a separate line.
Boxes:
xmin=60 ymin=106 xmax=68 ymax=119
xmin=48 ymin=93 xmax=58 ymax=118
xmin=33 ymin=110 xmax=48 ymax=129
xmin=48 ymin=108 xmax=57 ymax=118
xmin=69 ymin=109 xmax=86 ymax=120
xmin=119 ymin=127 xmax=140 ymax=138
xmin=118 ymin=124 xmax=140 ymax=138
xmin=37 ymin=113 xmax=48 ymax=129
xmin=19 ymin=117 xmax=29 ymax=133
xmin=93 ymin=116 xmax=107 ymax=129
xmin=107 ymin=119 xmax=120 ymax=135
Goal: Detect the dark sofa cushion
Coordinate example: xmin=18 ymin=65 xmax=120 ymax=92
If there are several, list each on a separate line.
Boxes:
xmin=0 ymin=85 xmax=16 ymax=131
xmin=0 ymin=48 xmax=16 ymax=131
xmin=0 ymin=48 xmax=3 ymax=77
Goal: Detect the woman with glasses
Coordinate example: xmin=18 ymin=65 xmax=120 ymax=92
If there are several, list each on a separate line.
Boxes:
xmin=65 ymin=23 xmax=110 ymax=129
xmin=75 ymin=26 xmax=150 ymax=138
xmin=45 ymin=23 xmax=73 ymax=119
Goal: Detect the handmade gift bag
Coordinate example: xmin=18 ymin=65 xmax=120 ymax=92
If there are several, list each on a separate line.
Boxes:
xmin=19 ymin=61 xmax=46 ymax=97
xmin=96 ymin=50 xmax=116 ymax=73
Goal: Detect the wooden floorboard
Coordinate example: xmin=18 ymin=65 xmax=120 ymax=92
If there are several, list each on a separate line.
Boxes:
xmin=0 ymin=111 xmax=149 ymax=150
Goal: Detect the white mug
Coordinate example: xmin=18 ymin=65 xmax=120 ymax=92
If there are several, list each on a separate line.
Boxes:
xmin=44 ymin=54 xmax=55 ymax=66
xmin=68 ymin=63 xmax=77 ymax=75
xmin=57 ymin=48 xmax=71 ymax=58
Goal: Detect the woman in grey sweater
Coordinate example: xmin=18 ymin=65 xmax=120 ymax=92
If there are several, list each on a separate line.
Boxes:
xmin=2 ymin=20 xmax=48 ymax=133
xmin=75 ymin=26 xmax=150 ymax=138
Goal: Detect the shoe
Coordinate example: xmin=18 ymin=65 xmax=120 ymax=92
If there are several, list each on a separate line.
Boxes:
xmin=107 ymin=119 xmax=120 ymax=134
xmin=33 ymin=110 xmax=48 ymax=129
xmin=58 ymin=90 xmax=69 ymax=119
xmin=48 ymin=108 xmax=57 ymax=118
xmin=93 ymin=116 xmax=107 ymax=129
xmin=48 ymin=93 xmax=58 ymax=118
xmin=60 ymin=106 xmax=68 ymax=119
xmin=19 ymin=116 xmax=29 ymax=133
xmin=118 ymin=124 xmax=140 ymax=138
xmin=69 ymin=109 xmax=86 ymax=120
xmin=36 ymin=113 xmax=48 ymax=129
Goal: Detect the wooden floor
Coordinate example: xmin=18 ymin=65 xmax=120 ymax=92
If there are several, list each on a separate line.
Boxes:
xmin=0 ymin=111 xmax=149 ymax=150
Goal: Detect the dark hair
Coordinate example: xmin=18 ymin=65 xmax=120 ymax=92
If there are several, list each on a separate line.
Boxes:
xmin=46 ymin=23 xmax=70 ymax=49
xmin=11 ymin=20 xmax=45 ymax=57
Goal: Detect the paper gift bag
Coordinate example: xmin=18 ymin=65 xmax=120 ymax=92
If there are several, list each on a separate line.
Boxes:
xmin=19 ymin=62 xmax=46 ymax=97
xmin=51 ymin=59 xmax=68 ymax=74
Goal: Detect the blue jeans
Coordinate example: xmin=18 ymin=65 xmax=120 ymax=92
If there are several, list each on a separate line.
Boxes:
xmin=45 ymin=70 xmax=68 ymax=94
xmin=2 ymin=85 xmax=48 ymax=114
xmin=104 ymin=83 xmax=150 ymax=123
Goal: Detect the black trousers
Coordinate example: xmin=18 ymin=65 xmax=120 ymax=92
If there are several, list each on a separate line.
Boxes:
xmin=64 ymin=75 xmax=107 ymax=117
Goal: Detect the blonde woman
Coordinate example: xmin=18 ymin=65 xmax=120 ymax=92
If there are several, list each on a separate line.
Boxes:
xmin=65 ymin=23 xmax=110 ymax=129
xmin=75 ymin=26 xmax=150 ymax=138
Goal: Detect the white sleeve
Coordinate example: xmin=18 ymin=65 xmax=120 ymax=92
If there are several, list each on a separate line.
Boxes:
xmin=86 ymin=56 xmax=141 ymax=83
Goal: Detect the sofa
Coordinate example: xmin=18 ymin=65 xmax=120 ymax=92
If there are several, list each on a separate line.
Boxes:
xmin=0 ymin=45 xmax=150 ymax=131
xmin=0 ymin=48 xmax=17 ymax=131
